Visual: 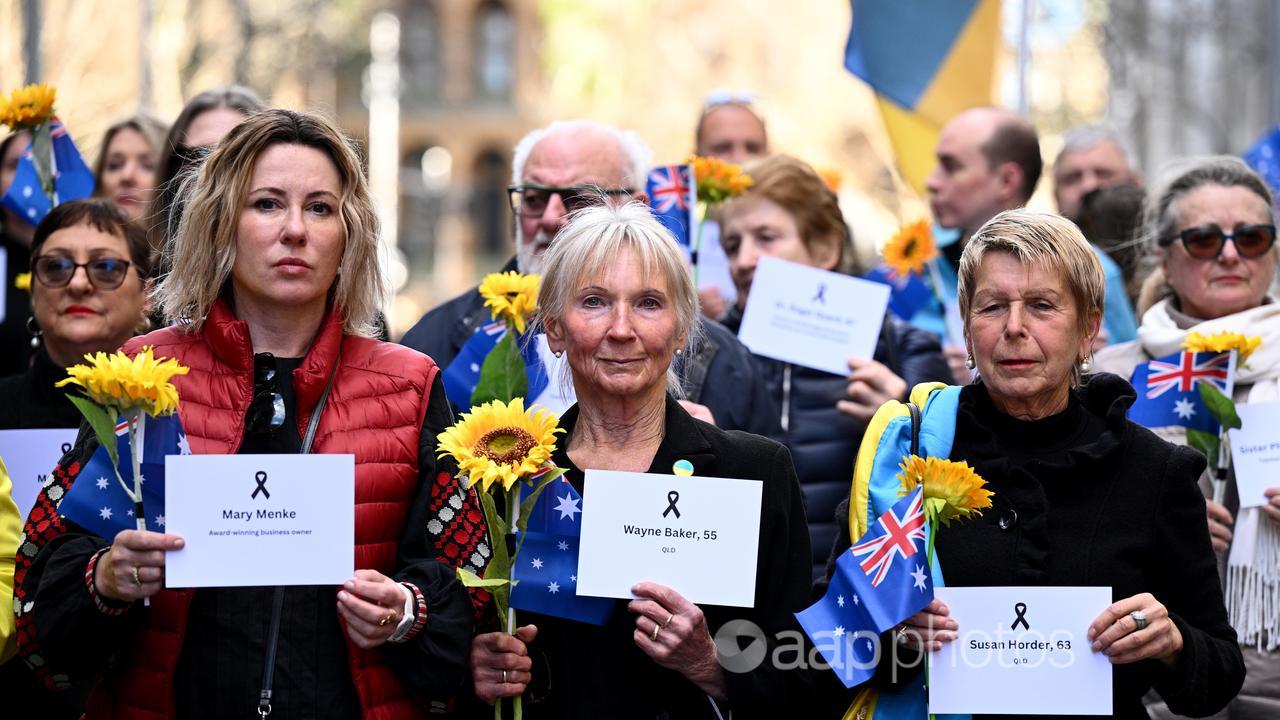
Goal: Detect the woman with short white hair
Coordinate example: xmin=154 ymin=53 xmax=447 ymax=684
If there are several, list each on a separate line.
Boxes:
xmin=469 ymin=201 xmax=813 ymax=718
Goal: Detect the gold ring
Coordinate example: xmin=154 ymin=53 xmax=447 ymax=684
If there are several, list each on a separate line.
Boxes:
xmin=131 ymin=566 xmax=141 ymax=585
xmin=651 ymin=622 xmax=661 ymax=641
xmin=379 ymin=611 xmax=397 ymax=627
xmin=663 ymin=612 xmax=674 ymax=628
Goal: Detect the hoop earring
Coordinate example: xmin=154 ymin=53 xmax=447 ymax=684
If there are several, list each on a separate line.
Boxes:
xmin=26 ymin=316 xmax=41 ymax=350
xmin=964 ymin=353 xmax=975 ymax=370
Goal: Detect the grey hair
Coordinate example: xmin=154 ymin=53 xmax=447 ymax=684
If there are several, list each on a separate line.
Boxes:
xmin=958 ymin=209 xmax=1104 ymax=388
xmin=511 ymin=120 xmax=652 ymax=191
xmin=1057 ymin=124 xmax=1135 ymax=170
xmin=1146 ymin=155 xmax=1275 ymax=250
xmin=535 ymin=200 xmax=700 ymax=399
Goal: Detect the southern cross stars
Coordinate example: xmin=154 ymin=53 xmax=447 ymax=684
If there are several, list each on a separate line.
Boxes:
xmin=554 ymin=493 xmax=582 ymax=521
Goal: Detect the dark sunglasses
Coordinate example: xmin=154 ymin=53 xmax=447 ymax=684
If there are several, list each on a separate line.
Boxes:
xmin=1161 ymin=224 xmax=1277 ymax=260
xmin=32 ymin=255 xmax=133 ymax=289
xmin=246 ymin=355 xmax=286 ymax=435
xmin=507 ymin=184 xmax=633 ymax=218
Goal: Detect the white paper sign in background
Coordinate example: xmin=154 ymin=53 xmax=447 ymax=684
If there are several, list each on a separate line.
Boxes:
xmin=1228 ymin=401 xmax=1280 ymax=508
xmin=736 ymin=256 xmax=890 ymax=376
xmin=0 ymin=428 xmax=79 ymax=521
xmin=576 ymin=469 xmax=763 ymax=607
xmin=930 ymin=586 xmax=1113 ymax=716
xmin=165 ymin=454 xmax=355 ymax=588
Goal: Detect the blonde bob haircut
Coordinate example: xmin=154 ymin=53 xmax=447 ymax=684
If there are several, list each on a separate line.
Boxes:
xmin=957 ymin=209 xmax=1104 ymax=386
xmin=536 ymin=200 xmax=701 ymax=397
xmin=153 ymin=109 xmax=384 ymax=336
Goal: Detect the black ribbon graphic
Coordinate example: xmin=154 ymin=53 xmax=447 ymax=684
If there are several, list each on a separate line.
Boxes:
xmin=252 ymin=471 xmax=270 ymax=500
xmin=60 ymin=442 xmax=72 ymax=454
xmin=663 ymin=491 xmax=681 ymax=519
xmin=812 ymin=283 xmax=827 ymax=304
xmin=1010 ymin=602 xmax=1030 ymax=631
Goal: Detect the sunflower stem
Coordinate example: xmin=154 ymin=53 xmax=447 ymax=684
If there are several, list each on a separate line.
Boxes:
xmin=506 ymin=486 xmax=522 ymax=720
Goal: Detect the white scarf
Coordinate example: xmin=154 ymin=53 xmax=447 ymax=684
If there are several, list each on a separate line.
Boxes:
xmin=1139 ymin=298 xmax=1280 ymax=650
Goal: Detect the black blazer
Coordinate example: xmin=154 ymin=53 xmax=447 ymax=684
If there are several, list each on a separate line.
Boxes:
xmin=505 ymin=395 xmax=813 ymax=720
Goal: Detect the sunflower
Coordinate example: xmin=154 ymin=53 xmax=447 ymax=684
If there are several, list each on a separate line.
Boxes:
xmin=688 ymin=155 xmax=753 ymax=204
xmin=897 ymin=455 xmax=992 ymax=527
xmin=1183 ymin=331 xmax=1262 ymax=365
xmin=437 ymin=398 xmax=562 ymax=493
xmin=479 ymin=271 xmax=539 ymax=335
xmin=56 ymin=346 xmax=189 ymax=417
xmin=14 ymin=272 xmax=30 ymax=292
xmin=817 ymin=166 xmax=844 ymax=193
xmin=882 ymin=219 xmax=937 ymax=278
xmin=0 ymin=83 xmax=56 ymax=131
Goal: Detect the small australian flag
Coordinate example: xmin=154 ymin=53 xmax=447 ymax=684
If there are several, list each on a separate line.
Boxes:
xmin=645 ymin=164 xmax=696 ymax=247
xmin=58 ymin=413 xmax=189 ymax=540
xmin=1127 ymin=349 xmax=1235 ymax=433
xmin=510 ymin=476 xmax=615 ymax=625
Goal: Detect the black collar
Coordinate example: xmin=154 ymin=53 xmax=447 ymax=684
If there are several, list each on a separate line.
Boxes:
xmin=554 ymin=394 xmax=717 ymax=477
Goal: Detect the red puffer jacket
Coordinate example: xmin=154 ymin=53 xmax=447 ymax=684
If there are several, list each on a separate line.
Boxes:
xmin=13 ymin=300 xmax=489 ymax=720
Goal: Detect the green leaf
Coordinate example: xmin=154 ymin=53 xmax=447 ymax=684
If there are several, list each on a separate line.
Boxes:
xmin=68 ymin=396 xmax=119 ymax=468
xmin=1186 ymin=428 xmax=1220 ymax=467
xmin=478 ymin=489 xmax=510 ymax=580
xmin=457 ymin=567 xmax=512 ymax=589
xmin=1199 ymin=383 xmax=1242 ymax=430
xmin=470 ymin=331 xmax=529 ymax=406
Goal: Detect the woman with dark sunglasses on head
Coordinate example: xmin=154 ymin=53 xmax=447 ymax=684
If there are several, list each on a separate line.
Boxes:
xmin=15 ymin=110 xmax=486 ymax=719
xmin=0 ymin=199 xmax=152 ymax=430
xmin=1095 ymin=156 xmax=1280 ymax=718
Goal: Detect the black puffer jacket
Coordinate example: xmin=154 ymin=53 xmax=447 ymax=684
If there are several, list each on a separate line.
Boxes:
xmin=723 ymin=307 xmax=950 ymax=578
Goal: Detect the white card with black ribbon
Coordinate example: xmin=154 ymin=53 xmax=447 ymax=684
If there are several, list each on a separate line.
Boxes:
xmin=165 ymin=454 xmax=355 ymax=587
xmin=930 ymin=586 xmax=1114 ymax=715
xmin=575 ymin=469 xmax=763 ymax=607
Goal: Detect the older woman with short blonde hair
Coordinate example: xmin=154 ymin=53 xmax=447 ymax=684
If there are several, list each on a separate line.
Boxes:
xmin=817 ymin=209 xmax=1243 ymax=718
xmin=17 ymin=109 xmax=485 ymax=719
xmin=469 ymin=201 xmax=813 ymax=719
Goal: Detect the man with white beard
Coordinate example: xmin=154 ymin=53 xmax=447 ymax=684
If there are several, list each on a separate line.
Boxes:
xmin=399 ymin=120 xmax=780 ymax=437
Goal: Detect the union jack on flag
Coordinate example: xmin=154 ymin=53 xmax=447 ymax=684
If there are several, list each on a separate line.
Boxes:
xmin=645 ymin=164 xmax=695 ymax=246
xmin=1144 ymin=351 xmax=1231 ymax=399
xmin=850 ymin=487 xmax=926 ymax=586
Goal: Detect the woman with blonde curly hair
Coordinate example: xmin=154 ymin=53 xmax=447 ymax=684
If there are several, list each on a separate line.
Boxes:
xmin=16 ymin=109 xmax=486 ymax=719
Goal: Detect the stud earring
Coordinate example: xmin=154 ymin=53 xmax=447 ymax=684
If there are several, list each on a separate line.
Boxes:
xmin=675 ymin=348 xmax=683 ymax=357
xmin=553 ymin=350 xmax=563 ymax=359
xmin=964 ymin=353 xmax=975 ymax=370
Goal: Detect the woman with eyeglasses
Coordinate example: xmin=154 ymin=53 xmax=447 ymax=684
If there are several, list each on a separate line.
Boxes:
xmin=1095 ymin=156 xmax=1280 ymax=718
xmin=16 ymin=110 xmax=485 ymax=719
xmin=0 ymin=199 xmax=151 ymax=430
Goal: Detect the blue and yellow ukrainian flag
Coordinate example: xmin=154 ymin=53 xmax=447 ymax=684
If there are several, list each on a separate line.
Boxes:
xmin=844 ymin=0 xmax=1001 ymax=194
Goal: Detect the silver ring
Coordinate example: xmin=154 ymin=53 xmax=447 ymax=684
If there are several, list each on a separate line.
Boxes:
xmin=1130 ymin=610 xmax=1147 ymax=632
xmin=502 ymin=669 xmax=508 ymax=684
xmin=896 ymin=626 xmax=909 ymax=645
